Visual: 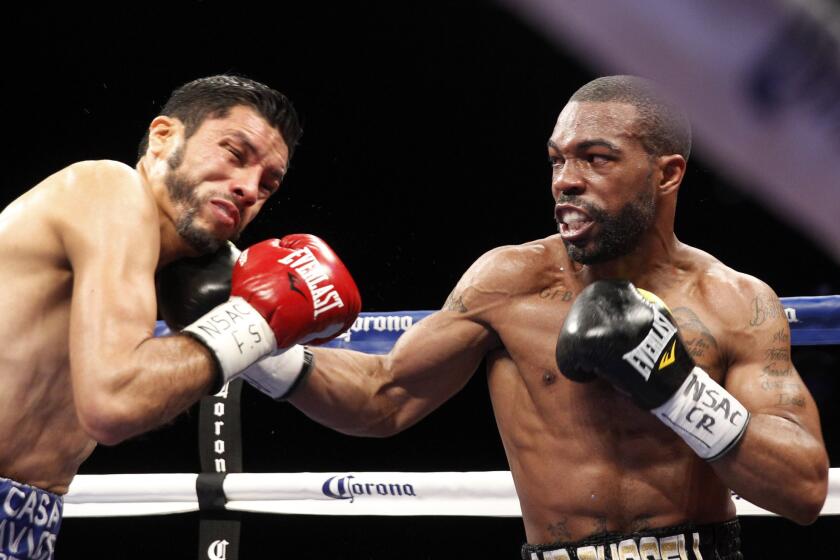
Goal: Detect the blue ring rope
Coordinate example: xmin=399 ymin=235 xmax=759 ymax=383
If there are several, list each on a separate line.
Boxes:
xmin=154 ymin=296 xmax=840 ymax=351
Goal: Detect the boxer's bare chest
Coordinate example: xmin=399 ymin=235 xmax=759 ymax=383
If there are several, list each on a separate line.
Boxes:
xmin=493 ymin=272 xmax=732 ymax=405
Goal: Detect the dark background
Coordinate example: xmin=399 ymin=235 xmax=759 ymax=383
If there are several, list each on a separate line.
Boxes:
xmin=5 ymin=1 xmax=839 ymax=557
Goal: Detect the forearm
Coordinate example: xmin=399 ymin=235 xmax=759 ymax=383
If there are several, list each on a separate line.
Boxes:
xmin=76 ymin=334 xmax=216 ymax=445
xmin=290 ymin=347 xmax=404 ymax=437
xmin=712 ymin=413 xmax=829 ymax=524
xmin=286 ymin=310 xmax=491 ymax=437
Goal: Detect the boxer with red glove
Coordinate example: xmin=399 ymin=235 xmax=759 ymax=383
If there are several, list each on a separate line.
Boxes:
xmin=182 ymin=234 xmax=361 ymax=397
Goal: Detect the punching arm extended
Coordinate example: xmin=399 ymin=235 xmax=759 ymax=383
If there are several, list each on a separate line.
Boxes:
xmin=292 ymin=306 xmax=498 ymax=437
xmin=290 ymin=255 xmax=503 ymax=437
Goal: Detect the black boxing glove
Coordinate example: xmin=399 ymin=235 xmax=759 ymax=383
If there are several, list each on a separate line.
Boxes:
xmin=155 ymin=242 xmax=238 ymax=330
xmin=556 ymin=280 xmax=750 ymax=461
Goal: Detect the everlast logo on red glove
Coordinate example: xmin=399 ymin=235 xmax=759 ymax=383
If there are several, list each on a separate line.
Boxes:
xmin=232 ymin=235 xmax=361 ymax=349
xmin=277 ymin=246 xmax=346 ymax=319
xmin=186 ymin=234 xmax=361 ymax=392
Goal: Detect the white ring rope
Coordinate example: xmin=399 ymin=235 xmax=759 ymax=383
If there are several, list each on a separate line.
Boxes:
xmin=69 ymin=298 xmax=838 ymax=520
xmin=63 ymin=469 xmax=840 ymax=518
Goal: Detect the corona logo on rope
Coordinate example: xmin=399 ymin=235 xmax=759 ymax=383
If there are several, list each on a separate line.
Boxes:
xmin=207 ymin=539 xmax=229 ymax=560
xmin=321 ymin=475 xmax=417 ymax=503
xmin=334 ymin=314 xmax=415 ymax=343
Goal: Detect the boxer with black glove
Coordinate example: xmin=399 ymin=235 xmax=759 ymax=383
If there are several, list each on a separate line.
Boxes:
xmin=175 ymin=234 xmax=361 ymax=398
xmin=556 ymin=280 xmax=750 ymax=461
xmin=156 ymin=241 xmax=240 ymax=331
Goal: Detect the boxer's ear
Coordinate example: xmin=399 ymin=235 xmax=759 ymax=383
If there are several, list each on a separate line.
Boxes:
xmin=655 ymin=154 xmax=686 ymax=197
xmin=147 ymin=116 xmax=183 ymax=159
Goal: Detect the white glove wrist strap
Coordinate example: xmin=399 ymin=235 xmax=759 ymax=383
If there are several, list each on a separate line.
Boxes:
xmin=183 ymin=297 xmax=277 ymax=382
xmin=240 ymin=345 xmax=313 ymax=400
xmin=652 ymin=367 xmax=750 ymax=461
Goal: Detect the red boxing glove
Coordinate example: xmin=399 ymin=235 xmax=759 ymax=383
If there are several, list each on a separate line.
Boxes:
xmin=183 ymin=234 xmax=360 ymax=390
xmin=232 ymin=234 xmax=361 ymax=348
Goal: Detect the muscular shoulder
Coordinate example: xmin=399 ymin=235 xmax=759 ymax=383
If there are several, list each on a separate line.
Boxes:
xmin=694 ymin=251 xmax=779 ymax=322
xmin=679 ymin=246 xmax=784 ymax=341
xmin=54 ymin=160 xmax=146 ymax=200
xmin=46 ymin=160 xmax=155 ymax=224
xmin=661 ymin=246 xmax=784 ymax=377
xmin=443 ymin=235 xmax=564 ymax=312
xmin=45 ymin=161 xmax=159 ymax=263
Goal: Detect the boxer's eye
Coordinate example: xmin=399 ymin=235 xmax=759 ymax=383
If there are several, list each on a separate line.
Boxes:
xmin=225 ymin=145 xmax=245 ymax=164
xmin=586 ymin=154 xmax=613 ymax=165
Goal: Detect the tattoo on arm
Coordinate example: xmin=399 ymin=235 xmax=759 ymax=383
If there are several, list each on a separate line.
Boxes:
xmin=672 ymin=307 xmax=721 ymax=370
xmin=778 ymin=393 xmax=806 ymax=408
xmin=759 ymin=328 xmax=806 ymax=407
xmin=443 ymin=290 xmax=468 ymax=313
xmin=762 ymin=337 xmax=792 ymax=379
xmin=760 ymin=379 xmax=799 ymax=391
xmin=762 ymin=362 xmax=791 ymax=377
xmin=765 ymin=348 xmax=790 ymax=361
xmin=748 ymin=294 xmax=786 ymax=327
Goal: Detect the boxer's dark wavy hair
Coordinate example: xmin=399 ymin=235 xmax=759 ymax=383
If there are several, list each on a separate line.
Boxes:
xmin=570 ymin=75 xmax=691 ymax=161
xmin=137 ymin=75 xmax=302 ymax=161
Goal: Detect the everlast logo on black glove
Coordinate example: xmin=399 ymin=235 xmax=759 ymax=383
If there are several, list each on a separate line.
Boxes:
xmin=621 ymin=306 xmax=678 ymax=380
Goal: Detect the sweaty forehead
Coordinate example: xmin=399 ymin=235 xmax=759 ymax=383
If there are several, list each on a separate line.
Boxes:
xmin=549 ymin=101 xmax=641 ymax=150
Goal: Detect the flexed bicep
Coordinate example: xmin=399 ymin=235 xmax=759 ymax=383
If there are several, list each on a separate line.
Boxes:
xmin=725 ymin=291 xmax=822 ymax=438
xmin=711 ymin=282 xmax=828 ymax=524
